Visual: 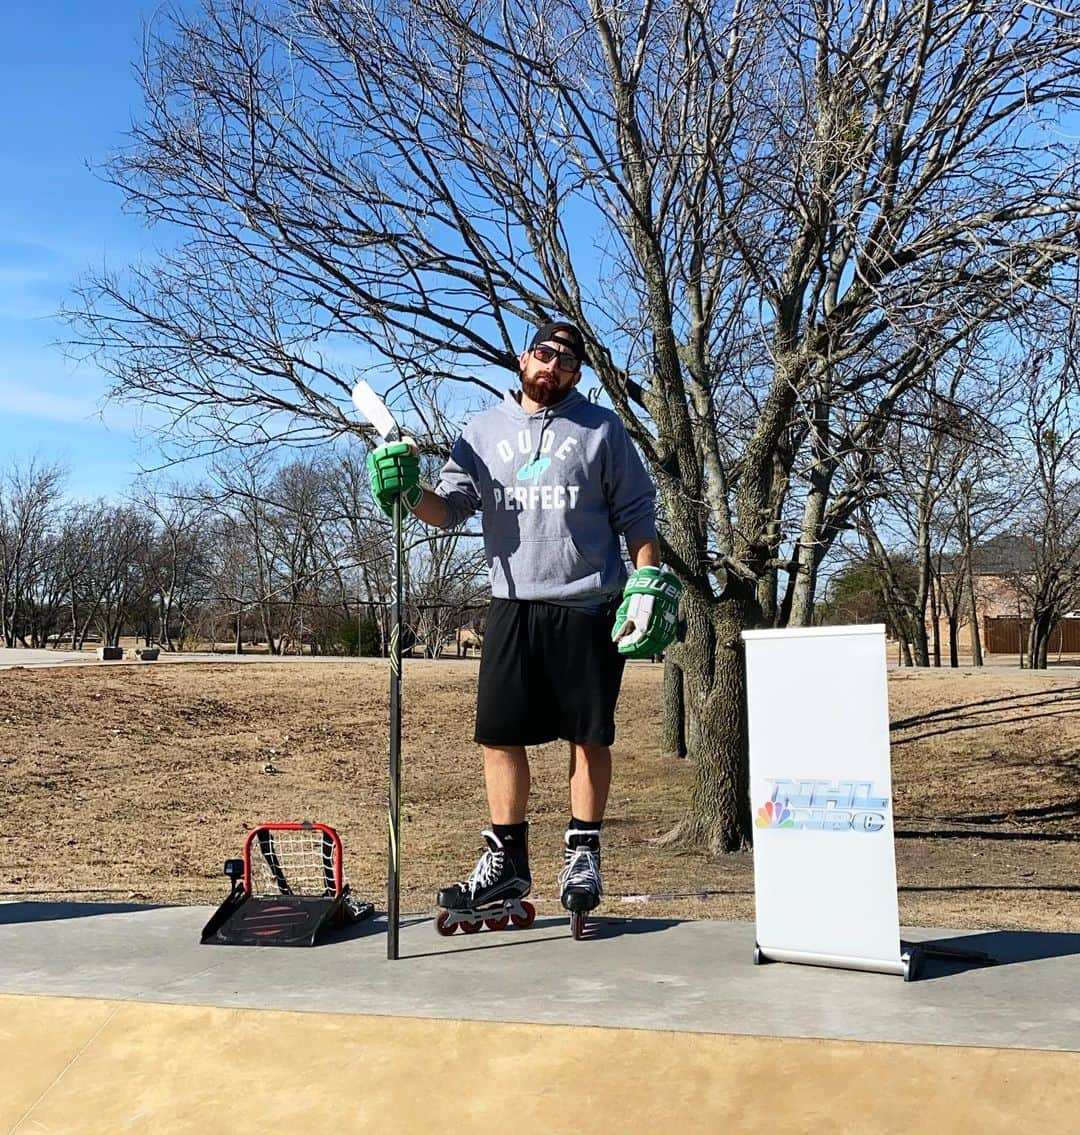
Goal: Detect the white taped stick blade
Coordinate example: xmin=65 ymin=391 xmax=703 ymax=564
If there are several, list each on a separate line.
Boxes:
xmin=351 ymin=381 xmax=400 ymax=442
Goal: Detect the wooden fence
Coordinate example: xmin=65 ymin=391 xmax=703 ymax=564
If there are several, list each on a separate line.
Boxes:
xmin=983 ymin=616 xmax=1080 ymax=654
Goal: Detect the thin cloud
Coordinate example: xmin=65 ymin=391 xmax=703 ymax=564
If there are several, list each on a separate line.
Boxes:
xmin=0 ymin=239 xmax=63 ymax=269
xmin=0 ymin=380 xmax=100 ymax=424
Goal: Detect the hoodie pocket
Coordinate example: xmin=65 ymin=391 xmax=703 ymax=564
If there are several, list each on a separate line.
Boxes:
xmin=489 ymin=535 xmax=602 ymax=600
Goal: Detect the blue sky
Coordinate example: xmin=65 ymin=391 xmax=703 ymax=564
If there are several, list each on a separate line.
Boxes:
xmin=0 ymin=1 xmax=577 ymax=506
xmin=0 ymin=2 xmax=171 ymax=500
xmin=0 ymin=1 xmax=514 ymax=501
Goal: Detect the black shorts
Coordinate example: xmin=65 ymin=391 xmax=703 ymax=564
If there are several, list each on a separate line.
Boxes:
xmin=475 ymin=598 xmax=627 ymax=748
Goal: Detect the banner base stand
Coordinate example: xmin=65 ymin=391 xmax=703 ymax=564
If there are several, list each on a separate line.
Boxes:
xmin=900 ymin=939 xmax=1000 ymax=983
xmin=754 ymin=942 xmax=907 ymax=977
xmin=755 ymin=940 xmax=1000 ymax=981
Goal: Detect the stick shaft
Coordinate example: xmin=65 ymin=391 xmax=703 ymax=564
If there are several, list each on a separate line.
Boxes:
xmin=387 ymin=493 xmax=404 ymax=960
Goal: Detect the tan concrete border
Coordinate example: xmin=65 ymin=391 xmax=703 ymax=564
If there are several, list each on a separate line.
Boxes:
xmin=3 ymin=994 xmax=1076 ymax=1133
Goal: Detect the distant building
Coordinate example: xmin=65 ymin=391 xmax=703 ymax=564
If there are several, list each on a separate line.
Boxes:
xmin=936 ymin=534 xmax=1080 ymax=656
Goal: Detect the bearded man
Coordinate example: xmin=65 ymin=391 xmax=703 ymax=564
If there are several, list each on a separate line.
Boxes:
xmin=368 ymin=319 xmax=680 ymax=931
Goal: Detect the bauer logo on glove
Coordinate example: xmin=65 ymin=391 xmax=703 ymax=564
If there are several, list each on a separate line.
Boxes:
xmin=367 ymin=439 xmax=423 ymax=517
xmin=611 ymin=566 xmax=683 ymax=659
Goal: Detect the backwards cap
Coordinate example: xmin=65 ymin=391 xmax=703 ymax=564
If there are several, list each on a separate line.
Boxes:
xmin=530 ymin=320 xmax=587 ymax=366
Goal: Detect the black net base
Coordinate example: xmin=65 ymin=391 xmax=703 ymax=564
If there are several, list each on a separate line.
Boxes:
xmin=201 ymin=886 xmax=374 ymax=947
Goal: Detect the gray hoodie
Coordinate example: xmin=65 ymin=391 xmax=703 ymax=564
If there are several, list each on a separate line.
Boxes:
xmin=433 ymin=389 xmax=657 ymax=608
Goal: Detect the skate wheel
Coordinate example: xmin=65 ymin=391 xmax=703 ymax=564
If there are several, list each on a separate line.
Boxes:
xmin=570 ymin=910 xmax=587 ymax=940
xmin=435 ymin=910 xmax=457 ymax=936
xmin=510 ymin=900 xmax=536 ymax=929
xmin=484 ymin=914 xmax=510 ymax=931
xmin=460 ymin=918 xmax=484 ymax=934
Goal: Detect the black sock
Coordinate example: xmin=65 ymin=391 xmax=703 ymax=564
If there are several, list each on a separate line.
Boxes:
xmin=491 ymin=821 xmax=530 ymax=874
xmin=567 ymin=817 xmax=601 ymax=850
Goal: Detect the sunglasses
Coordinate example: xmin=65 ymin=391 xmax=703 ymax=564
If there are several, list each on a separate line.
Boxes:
xmin=532 ymin=344 xmax=580 ymax=372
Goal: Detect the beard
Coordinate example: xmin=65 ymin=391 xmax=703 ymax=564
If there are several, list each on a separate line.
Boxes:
xmin=521 ymin=375 xmax=569 ymax=406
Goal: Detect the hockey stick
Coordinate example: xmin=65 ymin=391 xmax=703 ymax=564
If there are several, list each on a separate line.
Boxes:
xmin=351 ymin=380 xmax=405 ymax=961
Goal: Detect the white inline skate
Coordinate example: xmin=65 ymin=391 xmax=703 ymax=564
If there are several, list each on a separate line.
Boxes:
xmin=559 ymin=829 xmax=602 ymax=940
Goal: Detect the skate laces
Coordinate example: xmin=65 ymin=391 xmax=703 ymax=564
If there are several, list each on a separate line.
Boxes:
xmin=465 ymin=831 xmax=504 ymax=897
xmin=559 ymin=843 xmax=602 ymax=896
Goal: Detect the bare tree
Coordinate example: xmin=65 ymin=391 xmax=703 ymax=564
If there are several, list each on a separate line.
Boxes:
xmin=206 ymin=510 xmax=259 ymax=653
xmin=205 ymin=458 xmax=292 ymax=653
xmin=266 ymin=459 xmax=327 ymax=654
xmin=56 ymin=503 xmax=101 ymax=650
xmin=0 ymin=460 xmax=67 ymax=648
xmin=411 ymin=534 xmax=487 ymax=658
xmin=938 ymin=450 xmax=1018 ymax=668
xmin=319 ymin=450 xmax=399 ymax=654
xmin=1013 ymin=349 xmax=1080 ymax=667
xmin=70 ymin=0 xmax=1080 ymax=850
xmin=89 ymin=505 xmax=154 ymax=648
xmin=859 ymin=344 xmax=1015 ymax=666
xmin=855 ymin=517 xmax=921 ymax=665
xmin=21 ymin=530 xmax=68 ymax=648
xmin=134 ymin=486 xmax=214 ymax=650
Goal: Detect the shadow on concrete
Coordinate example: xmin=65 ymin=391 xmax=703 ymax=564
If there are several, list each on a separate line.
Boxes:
xmin=314 ymin=910 xmax=424 ymax=945
xmin=0 ymin=901 xmax=169 ymax=925
xmin=590 ymin=915 xmax=683 ymax=936
xmin=401 ymin=914 xmax=684 ymax=960
xmin=907 ymin=929 xmax=1080 ymax=981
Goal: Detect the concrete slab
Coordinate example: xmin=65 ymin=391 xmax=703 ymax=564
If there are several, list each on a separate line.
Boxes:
xmin=1 ymin=903 xmax=1077 ymax=1052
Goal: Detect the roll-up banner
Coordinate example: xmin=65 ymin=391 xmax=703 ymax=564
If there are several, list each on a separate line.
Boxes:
xmin=743 ymin=624 xmax=906 ymax=977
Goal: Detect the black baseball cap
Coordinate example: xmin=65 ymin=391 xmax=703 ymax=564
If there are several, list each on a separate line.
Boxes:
xmin=530 ymin=320 xmax=587 ymax=366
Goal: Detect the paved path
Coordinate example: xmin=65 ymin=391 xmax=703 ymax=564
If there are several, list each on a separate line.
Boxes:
xmin=8 ymin=645 xmax=1080 ymax=673
xmin=0 ymin=648 xmax=378 ymax=669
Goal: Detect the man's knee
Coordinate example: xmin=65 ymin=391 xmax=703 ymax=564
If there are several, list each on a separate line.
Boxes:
xmin=571 ymin=743 xmax=611 ymax=766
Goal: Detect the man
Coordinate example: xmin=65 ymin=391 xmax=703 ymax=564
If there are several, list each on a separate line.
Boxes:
xmin=368 ymin=319 xmax=681 ymax=924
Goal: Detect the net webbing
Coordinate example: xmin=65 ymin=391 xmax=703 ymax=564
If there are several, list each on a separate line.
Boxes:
xmin=247 ymin=827 xmax=340 ymax=898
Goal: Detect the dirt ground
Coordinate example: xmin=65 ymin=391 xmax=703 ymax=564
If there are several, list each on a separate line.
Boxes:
xmin=0 ymin=658 xmax=1076 ymax=931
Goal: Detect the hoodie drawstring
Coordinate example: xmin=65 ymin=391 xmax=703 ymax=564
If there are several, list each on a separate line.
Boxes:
xmin=532 ymin=407 xmax=550 ymax=464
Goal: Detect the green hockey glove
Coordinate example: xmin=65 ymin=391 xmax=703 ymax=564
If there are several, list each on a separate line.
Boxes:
xmin=367 ymin=440 xmax=422 ymax=518
xmin=611 ymin=567 xmax=683 ymax=659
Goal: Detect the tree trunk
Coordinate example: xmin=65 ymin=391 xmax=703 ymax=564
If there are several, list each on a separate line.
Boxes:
xmin=661 ymin=658 xmax=686 ymax=759
xmin=966 ymin=581 xmax=984 ymax=667
xmin=260 ymin=605 xmax=277 ymax=655
xmin=1030 ymin=610 xmax=1055 ymax=669
xmin=787 ymin=502 xmax=827 ymax=627
xmin=961 ymin=491 xmax=984 ymax=667
xmin=659 ymin=594 xmax=752 ymax=853
xmin=160 ymin=597 xmax=176 ymax=651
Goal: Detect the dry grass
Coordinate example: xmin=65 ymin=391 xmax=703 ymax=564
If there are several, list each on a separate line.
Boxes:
xmin=0 ymin=660 xmax=1076 ymax=930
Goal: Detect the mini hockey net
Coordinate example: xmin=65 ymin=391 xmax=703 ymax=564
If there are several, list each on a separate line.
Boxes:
xmin=244 ymin=822 xmax=344 ymax=898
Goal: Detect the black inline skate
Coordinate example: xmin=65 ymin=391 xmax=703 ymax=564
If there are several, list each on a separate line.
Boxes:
xmin=559 ymin=828 xmax=602 ymax=940
xmin=435 ymin=829 xmax=535 ymax=935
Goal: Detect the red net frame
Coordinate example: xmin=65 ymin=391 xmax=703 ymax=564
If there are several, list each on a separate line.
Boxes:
xmin=241 ymin=822 xmax=345 ymax=899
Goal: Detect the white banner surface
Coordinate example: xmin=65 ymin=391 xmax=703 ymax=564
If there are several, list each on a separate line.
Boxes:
xmin=743 ymin=624 xmax=904 ymax=975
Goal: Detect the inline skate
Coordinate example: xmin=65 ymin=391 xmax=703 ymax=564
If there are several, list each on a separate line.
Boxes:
xmin=435 ymin=829 xmax=535 ymax=935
